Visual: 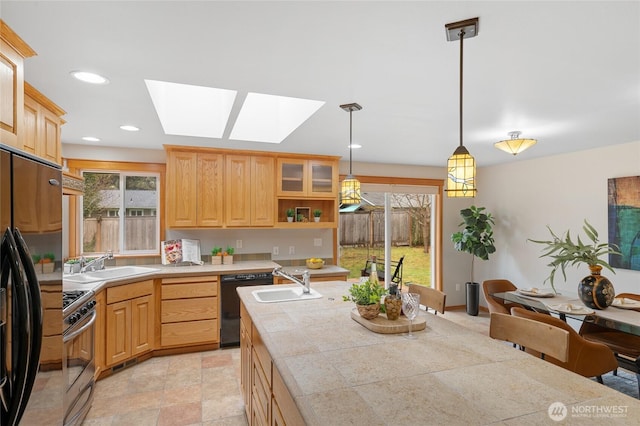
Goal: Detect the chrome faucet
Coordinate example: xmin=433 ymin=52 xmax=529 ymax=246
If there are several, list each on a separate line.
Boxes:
xmin=80 ymin=250 xmax=114 ymax=273
xmin=272 ymin=267 xmax=311 ymax=294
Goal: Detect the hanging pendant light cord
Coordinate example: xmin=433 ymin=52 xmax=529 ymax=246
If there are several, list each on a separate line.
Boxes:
xmin=459 ymin=28 xmax=465 ymax=149
xmin=349 ymin=109 xmax=353 ymax=174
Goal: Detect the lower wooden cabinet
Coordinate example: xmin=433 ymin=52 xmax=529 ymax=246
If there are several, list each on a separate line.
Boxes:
xmin=104 ymin=280 xmax=154 ymax=367
xmin=241 ymin=300 xmax=303 ymax=425
xmin=160 ymin=275 xmax=219 ymax=347
xmin=94 ymin=290 xmax=106 ymax=378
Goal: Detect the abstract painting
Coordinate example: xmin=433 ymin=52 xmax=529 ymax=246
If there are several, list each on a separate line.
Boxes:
xmin=608 ymin=176 xmax=640 ymax=270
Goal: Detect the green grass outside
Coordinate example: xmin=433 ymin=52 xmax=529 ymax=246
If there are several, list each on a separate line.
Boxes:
xmin=339 ymin=246 xmax=432 ymax=287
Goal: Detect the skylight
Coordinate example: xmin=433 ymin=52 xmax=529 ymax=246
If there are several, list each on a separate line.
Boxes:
xmin=145 ymin=79 xmax=236 ymax=139
xmin=230 ymin=93 xmax=325 ymax=143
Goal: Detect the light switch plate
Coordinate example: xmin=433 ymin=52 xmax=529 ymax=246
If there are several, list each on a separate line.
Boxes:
xmin=313 ymin=238 xmax=322 ymax=247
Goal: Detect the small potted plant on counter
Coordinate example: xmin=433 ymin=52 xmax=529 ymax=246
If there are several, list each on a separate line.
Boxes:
xmin=31 ymin=254 xmax=42 ymax=273
xmin=211 ymin=246 xmax=223 ymax=265
xmin=343 ymin=278 xmax=387 ymax=320
xmin=64 ymin=258 xmax=81 ymax=274
xmin=223 ymin=246 xmax=235 ymax=265
xmin=42 ymin=252 xmax=55 ymax=274
xmin=313 ymin=209 xmax=322 ymax=222
xmin=286 ymin=208 xmax=295 ymax=222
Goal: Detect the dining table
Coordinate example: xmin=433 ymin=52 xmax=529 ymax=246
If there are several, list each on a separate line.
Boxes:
xmin=490 ymin=290 xmax=640 ymax=336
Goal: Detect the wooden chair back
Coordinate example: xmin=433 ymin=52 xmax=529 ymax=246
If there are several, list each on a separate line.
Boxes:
xmin=407 ymin=284 xmax=446 ymax=315
xmin=490 ymin=312 xmax=570 ymax=362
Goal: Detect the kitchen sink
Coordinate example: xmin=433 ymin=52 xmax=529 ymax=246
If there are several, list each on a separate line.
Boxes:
xmin=252 ymin=287 xmax=322 ymax=303
xmin=63 ymin=266 xmax=159 ymax=284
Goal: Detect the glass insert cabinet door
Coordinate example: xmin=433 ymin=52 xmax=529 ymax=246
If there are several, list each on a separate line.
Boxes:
xmin=276 ymin=158 xmax=337 ymax=196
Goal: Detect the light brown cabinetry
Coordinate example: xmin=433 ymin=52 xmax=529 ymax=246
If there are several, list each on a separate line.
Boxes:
xmin=273 ymin=271 xmax=347 ymax=285
xmin=22 ymin=83 xmax=64 ymax=165
xmin=160 ymin=275 xmax=219 ymax=347
xmin=225 ymin=155 xmax=275 ymax=227
xmin=94 ymin=290 xmax=106 ymax=378
xmin=166 ymin=150 xmax=226 ymax=227
xmin=276 ymin=156 xmax=339 ymax=228
xmin=0 ymin=20 xmax=36 ymax=148
xmin=105 ymin=280 xmax=154 ymax=367
xmin=241 ymin=300 xmax=304 ymax=425
xmin=39 ymin=280 xmax=62 ymax=367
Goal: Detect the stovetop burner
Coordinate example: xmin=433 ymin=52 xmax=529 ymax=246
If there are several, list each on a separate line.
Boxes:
xmin=63 ymin=289 xmax=92 ymax=312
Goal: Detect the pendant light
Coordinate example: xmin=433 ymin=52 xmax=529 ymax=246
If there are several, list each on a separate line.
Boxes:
xmin=494 ymin=131 xmax=537 ymax=155
xmin=340 ymin=102 xmax=362 ymax=205
xmin=445 ymin=17 xmax=478 ymax=198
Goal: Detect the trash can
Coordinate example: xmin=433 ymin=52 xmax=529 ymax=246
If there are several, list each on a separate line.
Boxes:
xmin=466 ymin=282 xmax=479 ymax=316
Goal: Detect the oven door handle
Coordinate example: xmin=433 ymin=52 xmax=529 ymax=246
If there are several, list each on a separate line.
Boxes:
xmin=64 ymin=310 xmax=97 ymax=343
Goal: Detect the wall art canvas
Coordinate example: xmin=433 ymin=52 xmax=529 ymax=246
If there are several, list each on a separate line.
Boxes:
xmin=608 ymin=176 xmax=640 ymax=270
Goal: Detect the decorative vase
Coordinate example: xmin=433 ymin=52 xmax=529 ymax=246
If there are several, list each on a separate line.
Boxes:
xmin=384 ymin=296 xmax=402 ymax=320
xmin=578 ymin=265 xmax=615 ymax=310
xmin=223 ymin=255 xmax=234 ymax=265
xmin=211 ymin=255 xmax=222 ymax=265
xmin=356 ymin=303 xmax=380 ymax=320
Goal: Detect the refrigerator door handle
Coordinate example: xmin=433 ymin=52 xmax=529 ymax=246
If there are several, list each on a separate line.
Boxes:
xmin=0 ymin=228 xmax=31 ymax=426
xmin=13 ymin=228 xmax=43 ymax=425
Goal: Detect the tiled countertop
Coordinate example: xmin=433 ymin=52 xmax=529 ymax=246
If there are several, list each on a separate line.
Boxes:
xmin=238 ymin=281 xmax=640 ymax=425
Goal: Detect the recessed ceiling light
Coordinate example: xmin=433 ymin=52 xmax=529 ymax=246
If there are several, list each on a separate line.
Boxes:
xmin=82 ymin=136 xmax=101 ymax=142
xmin=349 ymin=144 xmax=362 ymax=149
xmin=120 ymin=125 xmax=140 ymax=132
xmin=230 ymin=93 xmax=325 ymax=143
xmin=145 ymin=79 xmax=236 ymax=139
xmin=70 ymin=71 xmax=109 ymax=85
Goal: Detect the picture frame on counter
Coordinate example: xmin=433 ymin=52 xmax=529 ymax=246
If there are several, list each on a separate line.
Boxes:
xmin=295 ymin=207 xmax=310 ymax=223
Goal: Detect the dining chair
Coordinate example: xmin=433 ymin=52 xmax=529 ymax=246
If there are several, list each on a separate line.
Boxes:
xmin=511 ymin=307 xmax=618 ymax=382
xmin=578 ymin=293 xmax=640 ymax=397
xmin=407 ymin=284 xmax=446 ymax=315
xmin=490 ymin=312 xmax=570 ymax=362
xmin=482 ymin=279 xmax=523 ymax=315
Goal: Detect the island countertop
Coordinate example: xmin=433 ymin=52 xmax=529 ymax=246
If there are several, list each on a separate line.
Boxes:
xmin=238 ymin=281 xmax=640 ymax=425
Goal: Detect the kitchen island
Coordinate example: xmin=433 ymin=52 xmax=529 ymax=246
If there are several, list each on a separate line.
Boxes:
xmin=238 ymin=281 xmax=640 ymax=425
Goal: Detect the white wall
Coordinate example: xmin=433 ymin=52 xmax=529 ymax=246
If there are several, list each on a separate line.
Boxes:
xmin=474 ymin=141 xmax=640 ymax=307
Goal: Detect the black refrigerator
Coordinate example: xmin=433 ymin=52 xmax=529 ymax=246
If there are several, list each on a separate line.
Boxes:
xmin=0 ymin=144 xmax=63 ymax=425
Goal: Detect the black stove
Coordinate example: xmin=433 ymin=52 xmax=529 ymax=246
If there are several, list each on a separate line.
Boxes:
xmin=63 ymin=290 xmax=92 ymax=310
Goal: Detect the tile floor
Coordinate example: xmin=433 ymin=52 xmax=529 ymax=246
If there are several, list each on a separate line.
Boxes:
xmin=83 ymin=309 xmax=636 ymax=425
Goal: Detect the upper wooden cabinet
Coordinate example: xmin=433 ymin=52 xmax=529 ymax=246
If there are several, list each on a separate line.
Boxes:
xmin=277 ymin=157 xmax=337 ymax=197
xmin=165 ymin=149 xmax=224 ymax=227
xmin=164 ymin=145 xmax=338 ymax=229
xmin=225 ymin=155 xmax=275 ymax=227
xmin=0 ymin=20 xmax=36 ymax=148
xmin=22 ymin=83 xmax=65 ymax=165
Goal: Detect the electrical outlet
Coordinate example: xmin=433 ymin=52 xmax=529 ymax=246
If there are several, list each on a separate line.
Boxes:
xmin=289 ymin=246 xmax=295 ymax=255
xmin=273 ymin=246 xmax=279 ymax=256
xmin=236 ymin=239 xmax=242 ymax=249
xmin=313 ymin=238 xmax=322 ymax=247
xmin=456 ymin=283 xmax=461 ymax=291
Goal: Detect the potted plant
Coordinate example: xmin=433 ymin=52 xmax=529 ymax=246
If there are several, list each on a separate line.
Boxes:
xmin=313 ymin=209 xmax=322 ymax=222
xmin=223 ymin=246 xmax=235 ymax=265
xmin=64 ymin=258 xmax=81 ymax=274
xmin=211 ymin=246 xmax=223 ymax=265
xmin=286 ymin=208 xmax=295 ymax=222
xmin=528 ymin=219 xmax=620 ymax=309
xmin=343 ymin=278 xmax=387 ymax=320
xmin=451 ymin=205 xmax=496 ymax=316
xmin=42 ymin=252 xmax=55 ymax=273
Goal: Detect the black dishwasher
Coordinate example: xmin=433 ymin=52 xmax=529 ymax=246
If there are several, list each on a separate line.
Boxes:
xmin=220 ymin=272 xmax=273 ymax=347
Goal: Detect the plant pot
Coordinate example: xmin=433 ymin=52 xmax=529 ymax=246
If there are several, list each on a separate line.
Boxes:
xmin=287 ymin=217 xmax=294 ymax=222
xmin=223 ymin=255 xmax=234 ymax=265
xmin=211 ymin=255 xmax=222 ymax=265
xmin=384 ymin=296 xmax=402 ymax=320
xmin=314 ymin=217 xmax=320 ymax=222
xmin=578 ymin=265 xmax=615 ymax=309
xmin=42 ymin=262 xmax=55 ymax=274
xmin=466 ymin=282 xmax=479 ymax=316
xmin=356 ymin=303 xmax=380 ymax=320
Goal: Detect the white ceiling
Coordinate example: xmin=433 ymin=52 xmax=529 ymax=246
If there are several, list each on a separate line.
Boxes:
xmin=2 ymin=1 xmax=639 ymax=167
